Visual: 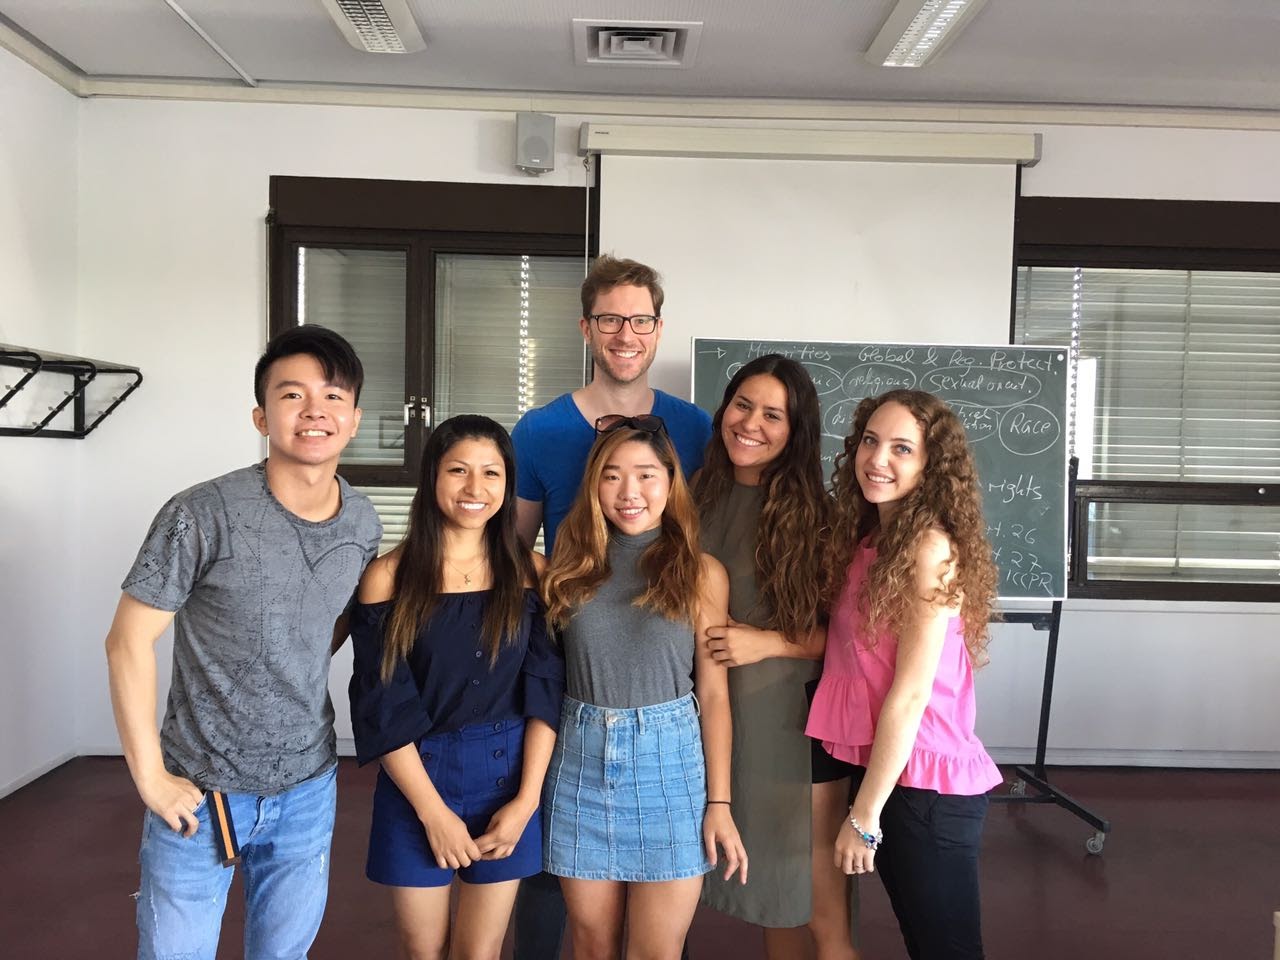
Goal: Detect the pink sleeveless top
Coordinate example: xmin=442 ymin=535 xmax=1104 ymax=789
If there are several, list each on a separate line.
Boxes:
xmin=806 ymin=542 xmax=1001 ymax=796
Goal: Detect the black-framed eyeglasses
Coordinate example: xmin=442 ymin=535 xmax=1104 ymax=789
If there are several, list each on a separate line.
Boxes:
xmin=588 ymin=313 xmax=659 ymax=335
xmin=594 ymin=414 xmax=668 ymax=438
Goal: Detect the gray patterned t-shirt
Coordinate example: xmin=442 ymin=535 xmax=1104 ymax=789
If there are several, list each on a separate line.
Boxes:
xmin=123 ymin=462 xmax=381 ymax=794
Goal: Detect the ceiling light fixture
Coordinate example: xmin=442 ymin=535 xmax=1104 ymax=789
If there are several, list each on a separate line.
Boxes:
xmin=318 ymin=0 xmax=426 ymax=54
xmin=865 ymin=0 xmax=990 ymax=68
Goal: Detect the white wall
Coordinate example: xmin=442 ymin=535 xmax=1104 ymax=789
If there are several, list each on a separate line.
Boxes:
xmin=4 ymin=49 xmax=1277 ymax=790
xmin=0 ymin=49 xmax=81 ymax=793
xmin=1021 ymin=124 xmax=1280 ymax=201
xmin=72 ymin=97 xmax=589 ymax=756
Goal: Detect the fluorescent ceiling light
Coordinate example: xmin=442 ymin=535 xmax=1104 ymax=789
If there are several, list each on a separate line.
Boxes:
xmin=318 ymin=0 xmax=426 ymax=54
xmin=866 ymin=0 xmax=990 ymax=68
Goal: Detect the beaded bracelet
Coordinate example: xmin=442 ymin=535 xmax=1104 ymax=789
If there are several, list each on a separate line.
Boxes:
xmin=848 ymin=812 xmax=883 ymax=851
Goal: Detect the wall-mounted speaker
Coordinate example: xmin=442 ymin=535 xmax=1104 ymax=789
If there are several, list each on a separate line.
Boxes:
xmin=516 ymin=112 xmax=555 ymax=176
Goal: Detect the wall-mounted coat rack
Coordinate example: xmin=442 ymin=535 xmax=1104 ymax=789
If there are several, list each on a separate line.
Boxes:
xmin=0 ymin=344 xmax=143 ymax=438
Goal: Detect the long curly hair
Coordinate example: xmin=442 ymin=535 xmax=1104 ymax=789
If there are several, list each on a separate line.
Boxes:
xmin=828 ymin=389 xmax=997 ymax=665
xmin=694 ymin=354 xmax=831 ymax=641
xmin=381 ymin=415 xmax=535 ymax=681
xmin=543 ymin=427 xmax=703 ymax=627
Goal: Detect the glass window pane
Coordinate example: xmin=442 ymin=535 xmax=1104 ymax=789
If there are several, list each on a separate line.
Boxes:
xmin=1016 ymin=265 xmax=1280 ymax=590
xmin=1086 ymin=501 xmax=1280 ymax=584
xmin=297 ymin=246 xmax=407 ymax=467
xmin=434 ymin=254 xmax=584 ymax=430
xmin=1015 ymin=266 xmax=1280 ymax=483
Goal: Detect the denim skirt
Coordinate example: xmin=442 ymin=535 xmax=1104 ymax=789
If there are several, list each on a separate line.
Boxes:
xmin=543 ymin=693 xmax=712 ymax=882
xmin=367 ymin=717 xmax=542 ymax=887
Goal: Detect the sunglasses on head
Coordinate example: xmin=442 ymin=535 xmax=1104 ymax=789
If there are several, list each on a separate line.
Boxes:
xmin=594 ymin=414 xmax=668 ymax=438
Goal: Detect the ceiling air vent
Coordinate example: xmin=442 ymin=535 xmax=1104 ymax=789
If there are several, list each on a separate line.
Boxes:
xmin=319 ymin=0 xmax=426 ymax=54
xmin=572 ymin=20 xmax=703 ymax=68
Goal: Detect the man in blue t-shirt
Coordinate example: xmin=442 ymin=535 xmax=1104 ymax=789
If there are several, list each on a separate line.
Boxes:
xmin=510 ymin=255 xmax=711 ymax=959
xmin=513 ymin=254 xmax=711 ymax=556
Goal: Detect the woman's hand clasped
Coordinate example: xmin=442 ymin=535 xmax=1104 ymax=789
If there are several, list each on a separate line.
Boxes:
xmin=420 ymin=806 xmax=482 ymax=870
xmin=474 ymin=796 xmax=536 ymax=861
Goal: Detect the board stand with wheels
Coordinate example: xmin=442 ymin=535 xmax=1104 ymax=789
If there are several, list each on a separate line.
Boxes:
xmin=991 ymin=605 xmax=1111 ymax=854
xmin=991 ymin=458 xmax=1111 ymax=854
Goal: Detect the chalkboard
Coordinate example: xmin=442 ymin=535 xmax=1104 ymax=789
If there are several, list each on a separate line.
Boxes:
xmin=691 ymin=338 xmax=1069 ymax=601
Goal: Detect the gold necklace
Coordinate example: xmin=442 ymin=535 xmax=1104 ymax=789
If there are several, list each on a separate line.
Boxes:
xmin=445 ymin=555 xmax=487 ymax=586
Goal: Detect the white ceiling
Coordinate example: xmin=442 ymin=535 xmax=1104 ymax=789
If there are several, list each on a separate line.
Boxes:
xmin=2 ymin=0 xmax=1279 ymax=112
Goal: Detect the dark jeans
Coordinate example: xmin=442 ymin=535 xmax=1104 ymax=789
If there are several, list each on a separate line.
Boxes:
xmin=513 ymin=870 xmax=693 ymax=960
xmin=849 ymin=766 xmax=988 ymax=960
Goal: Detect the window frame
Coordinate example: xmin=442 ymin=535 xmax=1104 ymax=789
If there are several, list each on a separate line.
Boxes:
xmin=1012 ymin=194 xmax=1280 ymax=602
xmin=267 ymin=177 xmax=595 ymax=486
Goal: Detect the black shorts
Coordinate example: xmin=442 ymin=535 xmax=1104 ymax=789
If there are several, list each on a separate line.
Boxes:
xmin=805 ymin=675 xmax=862 ymax=785
xmin=811 ymin=736 xmax=861 ymax=784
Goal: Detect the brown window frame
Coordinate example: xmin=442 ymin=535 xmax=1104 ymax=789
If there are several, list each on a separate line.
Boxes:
xmin=267 ymin=177 xmax=596 ymax=487
xmin=1012 ymin=193 xmax=1280 ymax=602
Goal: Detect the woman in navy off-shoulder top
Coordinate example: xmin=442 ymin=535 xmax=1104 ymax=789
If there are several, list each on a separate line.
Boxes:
xmin=348 ymin=415 xmax=563 ymax=959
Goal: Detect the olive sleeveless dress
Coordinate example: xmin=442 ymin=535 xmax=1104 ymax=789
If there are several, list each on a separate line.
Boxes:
xmin=698 ymin=483 xmax=822 ymax=927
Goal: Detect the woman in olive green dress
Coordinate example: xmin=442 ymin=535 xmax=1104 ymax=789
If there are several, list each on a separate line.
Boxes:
xmin=695 ymin=354 xmax=859 ymax=959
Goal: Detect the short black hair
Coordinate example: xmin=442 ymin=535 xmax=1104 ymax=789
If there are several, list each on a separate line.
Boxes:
xmin=254 ymin=325 xmax=364 ymax=406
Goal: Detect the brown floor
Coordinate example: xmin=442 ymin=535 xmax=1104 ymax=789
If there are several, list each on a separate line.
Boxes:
xmin=1 ymin=757 xmax=1276 ymax=958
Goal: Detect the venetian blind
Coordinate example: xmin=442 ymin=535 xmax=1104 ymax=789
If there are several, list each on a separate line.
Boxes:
xmin=1014 ymin=266 xmax=1280 ymax=582
xmin=298 ymin=247 xmax=407 ymax=467
xmin=361 ymin=253 xmax=585 ymax=554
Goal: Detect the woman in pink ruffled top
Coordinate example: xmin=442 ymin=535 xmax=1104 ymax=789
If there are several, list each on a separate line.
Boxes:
xmin=806 ymin=389 xmax=1001 ymax=960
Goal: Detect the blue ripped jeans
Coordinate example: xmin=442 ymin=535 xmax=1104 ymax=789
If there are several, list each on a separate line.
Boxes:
xmin=135 ymin=764 xmax=337 ymax=960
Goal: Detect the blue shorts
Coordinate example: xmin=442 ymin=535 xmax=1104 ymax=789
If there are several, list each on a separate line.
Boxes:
xmin=543 ymin=693 xmax=712 ymax=882
xmin=366 ymin=718 xmax=542 ymax=887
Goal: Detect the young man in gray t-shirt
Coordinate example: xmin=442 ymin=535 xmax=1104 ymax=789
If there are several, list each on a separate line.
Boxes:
xmin=105 ymin=325 xmax=382 ymax=959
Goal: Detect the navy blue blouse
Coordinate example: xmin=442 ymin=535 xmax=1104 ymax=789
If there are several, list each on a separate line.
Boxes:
xmin=348 ymin=588 xmax=564 ymax=766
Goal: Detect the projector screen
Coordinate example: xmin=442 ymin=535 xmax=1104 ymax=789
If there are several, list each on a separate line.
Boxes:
xmin=596 ymin=154 xmax=1017 ymax=398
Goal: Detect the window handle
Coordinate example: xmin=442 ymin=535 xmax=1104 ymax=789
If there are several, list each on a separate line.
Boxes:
xmin=420 ymin=402 xmax=432 ymax=429
xmin=404 ymin=396 xmax=417 ymax=424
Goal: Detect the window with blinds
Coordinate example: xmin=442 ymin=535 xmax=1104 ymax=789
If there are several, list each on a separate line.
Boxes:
xmin=1014 ymin=266 xmax=1280 ymax=585
xmin=297 ymin=247 xmax=407 ymax=467
xmin=434 ymin=254 xmax=585 ymax=427
xmin=267 ymin=177 xmax=592 ymax=554
xmin=358 ymin=254 xmax=585 ymax=554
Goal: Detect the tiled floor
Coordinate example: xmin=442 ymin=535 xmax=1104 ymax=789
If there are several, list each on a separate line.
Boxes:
xmin=2 ymin=758 xmax=1276 ymax=958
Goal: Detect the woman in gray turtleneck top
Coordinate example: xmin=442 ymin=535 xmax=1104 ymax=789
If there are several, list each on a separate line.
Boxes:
xmin=540 ymin=420 xmax=748 ymax=960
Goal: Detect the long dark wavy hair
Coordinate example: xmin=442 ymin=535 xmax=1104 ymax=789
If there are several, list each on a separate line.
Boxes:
xmin=694 ymin=354 xmax=831 ymax=642
xmin=828 ymin=390 xmax=997 ymax=665
xmin=543 ymin=427 xmax=703 ymax=627
xmin=381 ymin=415 xmax=535 ymax=681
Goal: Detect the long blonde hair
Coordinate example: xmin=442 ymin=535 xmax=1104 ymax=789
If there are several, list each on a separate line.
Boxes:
xmin=543 ymin=427 xmax=703 ymax=627
xmin=828 ymin=390 xmax=998 ymax=665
